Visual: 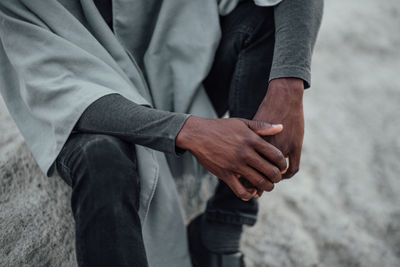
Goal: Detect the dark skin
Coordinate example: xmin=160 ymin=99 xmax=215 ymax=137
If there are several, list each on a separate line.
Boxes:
xmin=176 ymin=117 xmax=287 ymax=201
xmin=177 ymin=77 xmax=304 ymax=200
xmin=253 ymin=78 xmax=304 ymax=179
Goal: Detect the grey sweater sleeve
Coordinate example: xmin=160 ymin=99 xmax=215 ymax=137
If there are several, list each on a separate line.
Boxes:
xmin=270 ymin=0 xmax=324 ymax=88
xmin=73 ymin=93 xmax=190 ymax=155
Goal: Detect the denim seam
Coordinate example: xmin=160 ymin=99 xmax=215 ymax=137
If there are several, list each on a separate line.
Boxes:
xmin=59 ymin=139 xmax=86 ymax=168
xmin=58 ymin=137 xmax=103 ymax=185
xmin=56 ymin=160 xmax=73 ymax=186
xmin=231 ymin=52 xmax=245 ymax=117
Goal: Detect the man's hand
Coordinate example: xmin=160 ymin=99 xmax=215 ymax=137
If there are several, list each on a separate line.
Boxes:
xmin=253 ymin=78 xmax=305 ymax=178
xmin=176 ymin=117 xmax=287 ymax=201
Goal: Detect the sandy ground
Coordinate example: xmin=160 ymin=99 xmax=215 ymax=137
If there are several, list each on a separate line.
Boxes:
xmin=1 ymin=0 xmax=399 ymax=266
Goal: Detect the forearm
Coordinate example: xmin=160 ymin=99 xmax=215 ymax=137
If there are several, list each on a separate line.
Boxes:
xmin=73 ymin=93 xmax=190 ymax=155
xmin=270 ymin=0 xmax=324 ymax=88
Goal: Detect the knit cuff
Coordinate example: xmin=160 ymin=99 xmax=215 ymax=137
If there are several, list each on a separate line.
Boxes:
xmin=269 ymin=65 xmax=311 ymax=89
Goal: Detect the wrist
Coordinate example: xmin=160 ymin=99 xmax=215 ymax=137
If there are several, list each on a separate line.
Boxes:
xmin=269 ymin=77 xmax=304 ymax=93
xmin=264 ymin=78 xmax=304 ymax=105
xmin=176 ymin=116 xmax=205 ymax=151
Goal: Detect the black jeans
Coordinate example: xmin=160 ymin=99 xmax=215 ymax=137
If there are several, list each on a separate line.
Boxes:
xmin=56 ymin=1 xmax=275 ymax=266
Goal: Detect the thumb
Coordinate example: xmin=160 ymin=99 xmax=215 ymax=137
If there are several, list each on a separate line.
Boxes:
xmin=240 ymin=119 xmax=283 ymax=136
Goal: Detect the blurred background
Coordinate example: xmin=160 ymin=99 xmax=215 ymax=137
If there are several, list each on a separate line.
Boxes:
xmin=1 ymin=0 xmax=399 ymax=266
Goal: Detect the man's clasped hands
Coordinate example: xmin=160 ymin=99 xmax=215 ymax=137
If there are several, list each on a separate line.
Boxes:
xmin=176 ymin=78 xmax=305 ymax=201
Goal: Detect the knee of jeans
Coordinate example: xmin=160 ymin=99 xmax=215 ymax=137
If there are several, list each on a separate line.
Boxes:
xmin=67 ymin=135 xmax=139 ymax=192
xmin=223 ymin=2 xmax=274 ymax=34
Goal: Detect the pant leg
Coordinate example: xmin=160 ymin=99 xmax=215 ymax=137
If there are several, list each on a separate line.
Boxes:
xmin=204 ymin=0 xmax=275 ymax=226
xmin=56 ymin=133 xmax=148 ymax=267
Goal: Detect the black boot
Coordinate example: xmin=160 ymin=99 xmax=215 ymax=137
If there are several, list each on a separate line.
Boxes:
xmin=187 ymin=215 xmax=246 ymax=267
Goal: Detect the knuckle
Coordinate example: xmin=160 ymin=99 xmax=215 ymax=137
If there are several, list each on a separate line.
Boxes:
xmin=255 ymin=178 xmax=267 ymax=189
xmin=243 ymin=149 xmax=253 ymax=159
xmin=273 ymin=150 xmax=285 ymax=163
xmin=238 ymin=148 xmax=251 ymax=161
xmin=253 ymin=120 xmax=262 ymax=128
xmin=243 ymin=134 xmax=257 ymax=146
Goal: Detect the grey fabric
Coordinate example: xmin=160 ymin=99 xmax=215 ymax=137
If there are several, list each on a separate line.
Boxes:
xmin=74 ymin=93 xmax=190 ymax=155
xmin=270 ymin=0 xmax=324 ymax=88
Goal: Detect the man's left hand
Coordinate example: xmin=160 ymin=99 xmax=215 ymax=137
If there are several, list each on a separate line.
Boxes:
xmin=253 ymin=78 xmax=305 ymax=179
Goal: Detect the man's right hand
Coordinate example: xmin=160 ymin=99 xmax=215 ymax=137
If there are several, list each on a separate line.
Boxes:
xmin=176 ymin=116 xmax=287 ymax=201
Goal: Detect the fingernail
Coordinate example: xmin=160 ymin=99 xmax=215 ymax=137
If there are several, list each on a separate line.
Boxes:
xmin=272 ymin=124 xmax=283 ymax=129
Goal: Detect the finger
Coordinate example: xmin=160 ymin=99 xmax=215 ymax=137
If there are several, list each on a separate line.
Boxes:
xmin=283 ymin=149 xmax=301 ymax=179
xmin=239 ymin=119 xmax=283 ymax=136
xmin=238 ymin=177 xmax=259 ymax=195
xmin=246 ymin=150 xmax=282 ymax=183
xmin=240 ymin=166 xmax=274 ymax=192
xmin=245 ymin=186 xmax=258 ymax=197
xmin=239 ymin=177 xmax=254 ymax=188
xmin=242 ymin=180 xmax=264 ymax=199
xmin=254 ymin=188 xmax=264 ymax=199
xmin=227 ymin=176 xmax=257 ymax=201
xmin=251 ymin=136 xmax=287 ymax=171
xmin=239 ymin=177 xmax=262 ymax=198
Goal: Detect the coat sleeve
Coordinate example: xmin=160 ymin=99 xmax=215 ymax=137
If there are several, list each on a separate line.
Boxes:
xmin=0 ymin=0 xmax=148 ymax=174
xmin=270 ymin=0 xmax=324 ymax=88
xmin=75 ymin=94 xmax=190 ymax=155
